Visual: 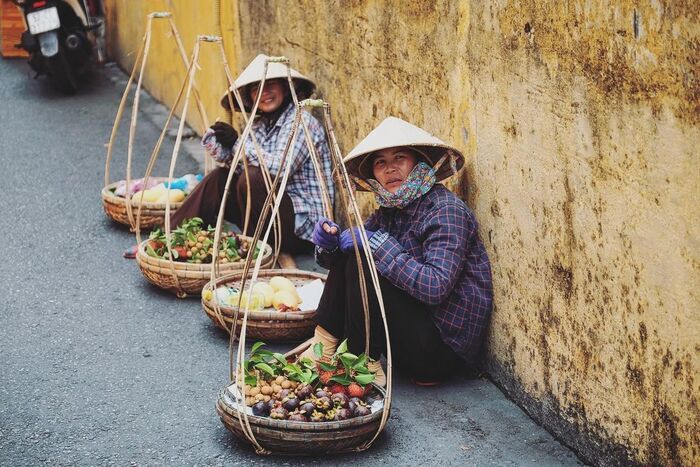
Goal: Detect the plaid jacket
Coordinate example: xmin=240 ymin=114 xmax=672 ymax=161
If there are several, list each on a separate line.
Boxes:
xmin=317 ymin=184 xmax=492 ymax=361
xmin=233 ymin=102 xmax=334 ymax=241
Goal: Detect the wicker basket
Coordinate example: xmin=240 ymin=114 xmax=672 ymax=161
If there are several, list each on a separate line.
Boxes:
xmin=101 ymin=179 xmax=184 ymax=230
xmin=202 ymin=269 xmax=326 ymax=342
xmin=136 ymin=238 xmax=274 ymax=297
xmin=216 ymin=383 xmax=387 ymax=455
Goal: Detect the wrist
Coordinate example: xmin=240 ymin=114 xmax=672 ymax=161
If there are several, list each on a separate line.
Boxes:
xmin=367 ymin=230 xmax=389 ymax=252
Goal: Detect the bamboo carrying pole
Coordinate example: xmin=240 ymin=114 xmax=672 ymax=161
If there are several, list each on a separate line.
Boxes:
xmin=103 ymin=12 xmax=209 ymax=231
xmin=135 ymin=36 xmax=282 ymax=298
xmin=213 ymin=58 xmax=392 ymax=455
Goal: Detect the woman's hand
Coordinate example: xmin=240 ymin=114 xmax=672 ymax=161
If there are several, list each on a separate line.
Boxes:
xmin=210 ymin=122 xmax=238 ymax=149
xmin=312 ymin=217 xmax=340 ymax=250
xmin=339 ymin=227 xmax=375 ymax=253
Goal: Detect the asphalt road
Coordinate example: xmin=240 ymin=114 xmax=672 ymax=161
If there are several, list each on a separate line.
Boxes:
xmin=0 ymin=58 xmax=583 ymax=466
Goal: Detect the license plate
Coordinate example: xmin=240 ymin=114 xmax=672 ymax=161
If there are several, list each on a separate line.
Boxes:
xmin=27 ymin=7 xmax=60 ymax=35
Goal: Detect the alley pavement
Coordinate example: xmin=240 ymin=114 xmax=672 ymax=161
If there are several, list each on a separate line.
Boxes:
xmin=0 ymin=58 xmax=583 ymax=466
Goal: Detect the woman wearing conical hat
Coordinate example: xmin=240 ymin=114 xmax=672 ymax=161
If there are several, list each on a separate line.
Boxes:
xmin=296 ymin=117 xmax=493 ymax=385
xmin=168 ymin=54 xmax=334 ymax=253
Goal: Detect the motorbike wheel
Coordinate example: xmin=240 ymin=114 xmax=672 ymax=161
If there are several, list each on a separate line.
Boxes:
xmin=48 ymin=50 xmax=78 ymax=95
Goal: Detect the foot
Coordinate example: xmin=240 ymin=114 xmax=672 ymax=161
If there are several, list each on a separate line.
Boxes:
xmin=410 ymin=377 xmax=441 ymax=387
xmin=297 ymin=326 xmax=338 ymax=362
xmin=368 ymin=360 xmax=386 ymax=387
xmin=123 ymin=244 xmax=138 ymax=259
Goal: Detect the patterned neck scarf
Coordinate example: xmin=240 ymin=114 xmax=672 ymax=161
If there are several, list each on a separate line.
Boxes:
xmin=366 ymin=162 xmax=436 ymax=209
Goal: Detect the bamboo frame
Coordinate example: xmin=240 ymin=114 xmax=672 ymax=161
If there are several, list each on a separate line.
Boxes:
xmin=211 ymin=57 xmax=392 ymax=455
xmin=103 ymin=12 xmax=209 ymax=231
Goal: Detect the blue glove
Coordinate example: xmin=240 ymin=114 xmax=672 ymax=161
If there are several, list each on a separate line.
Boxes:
xmin=312 ymin=218 xmax=340 ymax=250
xmin=339 ymin=227 xmax=375 ymax=253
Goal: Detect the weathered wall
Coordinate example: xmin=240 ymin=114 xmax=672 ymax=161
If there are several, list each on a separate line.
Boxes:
xmin=103 ymin=1 xmax=699 ymax=465
xmin=103 ymin=0 xmax=242 ymax=133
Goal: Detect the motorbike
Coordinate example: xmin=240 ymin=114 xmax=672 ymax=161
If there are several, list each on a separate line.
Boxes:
xmin=11 ymin=0 xmax=101 ymax=94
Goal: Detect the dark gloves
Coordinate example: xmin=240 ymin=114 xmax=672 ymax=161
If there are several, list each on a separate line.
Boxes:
xmin=312 ymin=217 xmax=340 ymax=250
xmin=210 ymin=122 xmax=238 ymax=149
xmin=339 ymin=227 xmax=375 ymax=253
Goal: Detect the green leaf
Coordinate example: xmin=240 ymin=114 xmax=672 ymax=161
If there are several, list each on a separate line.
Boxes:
xmin=313 ymin=342 xmax=323 ymax=359
xmin=319 ymin=361 xmax=336 ymax=372
xmin=354 ymin=366 xmax=370 ymax=374
xmin=299 ymin=357 xmax=315 ymax=369
xmin=273 ymin=353 xmax=288 ymax=366
xmin=339 ymin=353 xmax=358 ymax=370
xmin=254 ymin=362 xmax=276 ymax=376
xmin=335 ymin=339 xmax=348 ymax=355
xmin=283 ymin=363 xmax=301 ymax=374
xmin=354 ymin=373 xmax=375 ymax=385
xmin=249 ymin=341 xmax=266 ymax=356
xmin=244 ymin=375 xmax=257 ymax=386
xmin=171 ymin=249 xmax=179 ymax=259
xmin=329 ymin=374 xmax=352 ymax=386
xmin=146 ymin=245 xmax=159 ymax=258
xmin=352 ymin=354 xmax=368 ymax=370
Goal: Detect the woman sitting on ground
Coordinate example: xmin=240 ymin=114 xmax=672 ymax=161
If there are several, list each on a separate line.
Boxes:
xmin=293 ymin=117 xmax=493 ymax=386
xmin=169 ymin=54 xmax=334 ymax=254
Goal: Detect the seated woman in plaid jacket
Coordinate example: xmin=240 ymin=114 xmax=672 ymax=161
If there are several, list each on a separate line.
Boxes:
xmin=294 ymin=117 xmax=493 ymax=385
xmin=169 ymin=54 xmax=334 ymax=254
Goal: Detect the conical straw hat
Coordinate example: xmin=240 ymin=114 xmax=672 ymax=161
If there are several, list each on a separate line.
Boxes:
xmin=220 ymin=54 xmax=316 ymax=111
xmin=344 ymin=117 xmax=465 ymax=191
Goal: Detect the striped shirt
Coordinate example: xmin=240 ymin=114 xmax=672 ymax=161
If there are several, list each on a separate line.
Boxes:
xmin=233 ymin=102 xmax=334 ymax=241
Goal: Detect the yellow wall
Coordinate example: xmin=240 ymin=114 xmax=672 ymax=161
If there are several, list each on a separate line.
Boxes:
xmin=104 ymin=0 xmax=242 ymax=132
xmin=104 ymin=1 xmax=699 ymax=465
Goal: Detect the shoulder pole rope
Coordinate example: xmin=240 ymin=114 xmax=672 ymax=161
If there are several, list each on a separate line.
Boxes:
xmin=209 ymin=45 xmax=284 ymax=329
xmin=322 ymin=103 xmax=393 ymax=451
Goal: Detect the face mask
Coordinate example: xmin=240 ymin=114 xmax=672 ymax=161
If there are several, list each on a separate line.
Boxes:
xmin=366 ymin=162 xmax=436 ymax=209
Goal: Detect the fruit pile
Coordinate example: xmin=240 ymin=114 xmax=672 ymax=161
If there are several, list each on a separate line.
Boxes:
xmin=239 ymin=340 xmax=378 ymax=422
xmin=146 ymin=217 xmax=260 ymax=264
xmin=112 ymin=174 xmax=203 ymax=203
xmin=204 ymin=275 xmax=302 ymax=312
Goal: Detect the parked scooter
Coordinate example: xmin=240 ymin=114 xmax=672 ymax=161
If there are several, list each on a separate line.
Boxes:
xmin=12 ymin=0 xmax=101 ymax=94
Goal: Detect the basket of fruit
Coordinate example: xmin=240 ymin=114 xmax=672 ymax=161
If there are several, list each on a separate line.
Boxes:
xmin=136 ymin=217 xmax=274 ymax=297
xmin=201 ymin=269 xmax=326 ymax=342
xmin=102 ymin=175 xmax=202 ymax=229
xmin=216 ymin=340 xmax=387 ymax=455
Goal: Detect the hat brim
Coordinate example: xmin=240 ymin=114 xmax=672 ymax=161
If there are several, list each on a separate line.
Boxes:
xmin=220 ymin=78 xmax=315 ymax=112
xmin=345 ymin=144 xmax=465 ymax=191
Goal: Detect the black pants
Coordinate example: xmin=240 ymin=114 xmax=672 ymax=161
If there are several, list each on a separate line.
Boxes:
xmin=169 ymin=166 xmax=312 ymax=254
xmin=314 ymin=254 xmax=463 ymax=381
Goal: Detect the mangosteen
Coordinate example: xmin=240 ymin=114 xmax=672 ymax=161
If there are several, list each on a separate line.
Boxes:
xmin=266 ymin=399 xmax=276 ymax=411
xmin=282 ymin=396 xmax=300 ymax=412
xmin=252 ymin=401 xmax=270 ymax=417
xmin=299 ymin=402 xmax=315 ymax=414
xmin=278 ymin=389 xmax=291 ymax=400
xmin=310 ymin=410 xmax=325 ymax=422
xmin=354 ymin=405 xmax=371 ymax=417
xmin=331 ymin=392 xmax=349 ymax=408
xmin=315 ymin=389 xmax=330 ymax=399
xmin=295 ymin=384 xmax=312 ymax=400
xmin=270 ymin=406 xmax=289 ymax=420
xmin=334 ymin=408 xmax=353 ymax=421
xmin=348 ymin=400 xmax=357 ymax=413
xmin=315 ymin=396 xmax=331 ymax=411
xmin=288 ymin=413 xmax=307 ymax=422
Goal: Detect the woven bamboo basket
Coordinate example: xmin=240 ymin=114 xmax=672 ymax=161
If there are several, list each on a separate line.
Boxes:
xmin=136 ymin=237 xmax=274 ymax=297
xmin=202 ymin=269 xmax=326 ymax=342
xmin=101 ymin=179 xmax=184 ymax=229
xmin=216 ymin=383 xmax=387 ymax=455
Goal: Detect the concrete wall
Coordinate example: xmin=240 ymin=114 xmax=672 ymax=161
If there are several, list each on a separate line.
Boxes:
xmin=103 ymin=1 xmax=699 ymax=465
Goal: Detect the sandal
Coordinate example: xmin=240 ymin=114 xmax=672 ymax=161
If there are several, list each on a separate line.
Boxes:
xmin=410 ymin=378 xmax=441 ymax=387
xmin=122 ymin=244 xmax=138 ymax=259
